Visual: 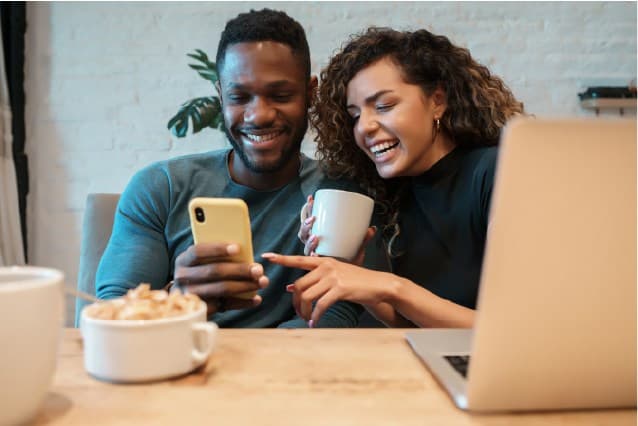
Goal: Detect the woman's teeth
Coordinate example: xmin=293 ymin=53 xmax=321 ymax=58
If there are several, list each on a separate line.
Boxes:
xmin=370 ymin=141 xmax=399 ymax=156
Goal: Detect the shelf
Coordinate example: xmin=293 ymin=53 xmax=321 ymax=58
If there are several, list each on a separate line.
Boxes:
xmin=580 ymin=98 xmax=636 ymax=115
xmin=580 ymin=98 xmax=636 ymax=109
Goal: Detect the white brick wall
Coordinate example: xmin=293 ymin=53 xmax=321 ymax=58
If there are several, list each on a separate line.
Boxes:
xmin=23 ymin=2 xmax=637 ymax=324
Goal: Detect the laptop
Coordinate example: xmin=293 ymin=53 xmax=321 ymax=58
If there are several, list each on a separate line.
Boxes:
xmin=406 ymin=117 xmax=637 ymax=412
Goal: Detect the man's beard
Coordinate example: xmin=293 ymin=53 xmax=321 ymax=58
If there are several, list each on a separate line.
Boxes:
xmin=223 ymin=123 xmax=307 ymax=174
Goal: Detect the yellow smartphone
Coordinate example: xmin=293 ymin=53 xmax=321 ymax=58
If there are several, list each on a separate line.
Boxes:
xmin=188 ymin=197 xmax=255 ymax=299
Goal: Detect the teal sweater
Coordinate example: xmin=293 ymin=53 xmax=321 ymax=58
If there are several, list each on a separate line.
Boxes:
xmin=96 ymin=149 xmax=362 ymax=328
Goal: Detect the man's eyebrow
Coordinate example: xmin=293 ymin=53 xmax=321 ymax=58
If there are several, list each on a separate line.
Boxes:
xmin=225 ymin=82 xmax=246 ymax=90
xmin=346 ymin=90 xmax=393 ymax=109
xmin=265 ymin=80 xmax=296 ymax=89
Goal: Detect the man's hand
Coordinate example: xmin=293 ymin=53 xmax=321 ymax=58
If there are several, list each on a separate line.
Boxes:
xmin=173 ymin=242 xmax=269 ymax=315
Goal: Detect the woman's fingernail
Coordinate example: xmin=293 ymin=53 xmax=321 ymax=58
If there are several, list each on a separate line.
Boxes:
xmin=308 ymin=234 xmax=316 ymax=244
xmin=286 ymin=284 xmax=295 ymax=292
xmin=304 ymin=216 xmax=313 ymax=225
xmin=261 ymin=252 xmax=275 ymax=259
xmin=308 ymin=320 xmax=314 ymax=328
xmin=227 ymin=244 xmax=240 ymax=255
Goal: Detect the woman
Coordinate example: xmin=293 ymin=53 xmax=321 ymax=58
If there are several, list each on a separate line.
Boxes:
xmin=262 ymin=27 xmax=524 ymax=327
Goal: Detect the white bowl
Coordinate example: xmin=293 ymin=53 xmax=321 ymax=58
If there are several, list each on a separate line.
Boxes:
xmin=80 ymin=301 xmax=217 ymax=382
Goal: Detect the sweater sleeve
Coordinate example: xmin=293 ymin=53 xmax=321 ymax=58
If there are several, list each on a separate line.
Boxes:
xmin=277 ymin=301 xmax=364 ymax=328
xmin=95 ymin=165 xmax=172 ymax=299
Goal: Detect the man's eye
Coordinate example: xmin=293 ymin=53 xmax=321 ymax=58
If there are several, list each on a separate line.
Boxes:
xmin=228 ymin=94 xmax=248 ymax=103
xmin=272 ymin=94 xmax=293 ymax=102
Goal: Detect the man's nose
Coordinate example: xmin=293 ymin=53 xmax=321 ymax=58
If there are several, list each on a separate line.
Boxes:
xmin=244 ymin=97 xmax=276 ymax=126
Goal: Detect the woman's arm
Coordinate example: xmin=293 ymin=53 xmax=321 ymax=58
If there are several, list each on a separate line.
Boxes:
xmin=363 ymin=301 xmax=417 ymax=327
xmin=381 ymin=275 xmax=475 ymax=328
xmin=262 ymin=253 xmax=475 ymax=328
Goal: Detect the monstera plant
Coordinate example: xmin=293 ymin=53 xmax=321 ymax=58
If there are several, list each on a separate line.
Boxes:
xmin=167 ymin=49 xmax=224 ymax=137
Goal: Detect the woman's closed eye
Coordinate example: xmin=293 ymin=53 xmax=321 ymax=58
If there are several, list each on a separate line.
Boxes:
xmin=375 ymin=103 xmax=394 ymax=112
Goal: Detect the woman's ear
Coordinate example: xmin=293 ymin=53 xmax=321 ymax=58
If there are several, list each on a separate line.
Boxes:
xmin=431 ymin=87 xmax=448 ymax=117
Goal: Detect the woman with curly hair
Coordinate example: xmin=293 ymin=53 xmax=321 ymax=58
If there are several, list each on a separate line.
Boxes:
xmin=263 ymin=27 xmax=524 ymax=327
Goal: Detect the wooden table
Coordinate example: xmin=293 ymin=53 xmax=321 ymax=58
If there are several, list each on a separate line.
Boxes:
xmin=35 ymin=328 xmax=635 ymax=425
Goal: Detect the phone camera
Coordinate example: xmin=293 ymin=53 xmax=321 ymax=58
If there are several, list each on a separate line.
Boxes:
xmin=194 ymin=207 xmax=205 ymax=223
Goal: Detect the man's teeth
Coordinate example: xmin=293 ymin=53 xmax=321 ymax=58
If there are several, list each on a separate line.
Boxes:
xmin=370 ymin=141 xmax=399 ymax=156
xmin=244 ymin=132 xmax=281 ymax=143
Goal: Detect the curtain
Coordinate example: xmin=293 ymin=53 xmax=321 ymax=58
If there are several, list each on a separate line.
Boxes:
xmin=0 ymin=14 xmax=24 ymax=266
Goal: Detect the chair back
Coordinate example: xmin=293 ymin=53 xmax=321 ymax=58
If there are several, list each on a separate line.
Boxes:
xmin=75 ymin=193 xmax=120 ymax=326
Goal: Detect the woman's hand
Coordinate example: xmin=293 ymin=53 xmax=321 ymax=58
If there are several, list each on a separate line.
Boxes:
xmin=298 ymin=194 xmax=376 ymax=264
xmin=298 ymin=195 xmax=318 ymax=256
xmin=261 ymin=253 xmax=396 ymax=325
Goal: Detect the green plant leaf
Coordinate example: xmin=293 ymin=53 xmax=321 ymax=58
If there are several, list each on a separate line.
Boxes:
xmin=167 ymin=96 xmax=223 ymax=137
xmin=167 ymin=49 xmax=224 ymax=138
xmin=187 ymin=49 xmax=218 ymax=84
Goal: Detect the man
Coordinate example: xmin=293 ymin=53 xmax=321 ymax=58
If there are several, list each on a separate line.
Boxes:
xmin=96 ymin=9 xmax=362 ymax=327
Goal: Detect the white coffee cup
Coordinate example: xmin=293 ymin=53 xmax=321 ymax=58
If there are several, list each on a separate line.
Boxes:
xmin=0 ymin=266 xmax=64 ymax=426
xmin=80 ymin=302 xmax=217 ymax=383
xmin=303 ymin=189 xmax=374 ymax=261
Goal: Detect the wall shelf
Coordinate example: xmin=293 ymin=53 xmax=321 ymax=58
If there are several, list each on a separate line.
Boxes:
xmin=579 ymin=91 xmax=636 ymax=116
xmin=580 ymin=98 xmax=636 ymax=108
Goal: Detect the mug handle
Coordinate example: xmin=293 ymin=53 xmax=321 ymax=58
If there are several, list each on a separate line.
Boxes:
xmin=191 ymin=322 xmax=218 ymax=366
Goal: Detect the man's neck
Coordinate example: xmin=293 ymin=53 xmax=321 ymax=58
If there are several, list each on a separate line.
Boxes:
xmin=228 ymin=151 xmax=302 ymax=191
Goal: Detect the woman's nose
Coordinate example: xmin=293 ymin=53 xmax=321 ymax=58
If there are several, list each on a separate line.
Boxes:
xmin=244 ymin=97 xmax=276 ymax=126
xmin=355 ymin=111 xmax=379 ymax=137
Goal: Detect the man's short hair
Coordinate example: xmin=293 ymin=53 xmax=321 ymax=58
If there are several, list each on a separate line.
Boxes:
xmin=216 ymin=8 xmax=311 ymax=79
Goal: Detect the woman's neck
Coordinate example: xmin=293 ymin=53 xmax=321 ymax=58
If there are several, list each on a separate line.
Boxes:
xmin=416 ymin=132 xmax=457 ymax=174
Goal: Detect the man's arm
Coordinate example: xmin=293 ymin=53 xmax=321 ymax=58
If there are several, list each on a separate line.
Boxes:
xmin=278 ymin=300 xmax=363 ymax=328
xmin=95 ymin=167 xmax=171 ymax=299
xmin=315 ymin=300 xmax=363 ymax=327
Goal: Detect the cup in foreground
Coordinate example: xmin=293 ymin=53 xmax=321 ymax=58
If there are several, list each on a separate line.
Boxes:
xmin=0 ymin=266 xmax=64 ymax=426
xmin=80 ymin=301 xmax=217 ymax=383
xmin=310 ymin=189 xmax=374 ymax=261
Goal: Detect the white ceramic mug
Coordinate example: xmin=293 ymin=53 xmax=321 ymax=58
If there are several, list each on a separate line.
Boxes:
xmin=302 ymin=189 xmax=374 ymax=261
xmin=80 ymin=302 xmax=217 ymax=383
xmin=0 ymin=266 xmax=64 ymax=426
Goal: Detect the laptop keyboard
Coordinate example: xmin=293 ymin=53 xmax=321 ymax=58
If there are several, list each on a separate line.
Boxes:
xmin=444 ymin=355 xmax=471 ymax=378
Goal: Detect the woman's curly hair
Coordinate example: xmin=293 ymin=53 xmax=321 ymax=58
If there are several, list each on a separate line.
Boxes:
xmin=310 ymin=27 xmax=524 ymax=256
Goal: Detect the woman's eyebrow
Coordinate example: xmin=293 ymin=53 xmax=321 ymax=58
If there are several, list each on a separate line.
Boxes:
xmin=347 ymin=89 xmax=393 ymax=109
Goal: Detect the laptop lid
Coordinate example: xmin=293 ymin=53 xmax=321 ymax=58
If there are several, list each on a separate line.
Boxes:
xmin=464 ymin=118 xmax=637 ymax=412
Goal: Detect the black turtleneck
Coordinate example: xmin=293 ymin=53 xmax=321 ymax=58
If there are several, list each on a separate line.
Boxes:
xmin=364 ymin=145 xmax=498 ymax=322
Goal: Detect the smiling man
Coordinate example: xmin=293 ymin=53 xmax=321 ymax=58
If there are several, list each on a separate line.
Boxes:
xmin=218 ymin=41 xmax=311 ymax=187
xmin=95 ymin=9 xmax=362 ymax=328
